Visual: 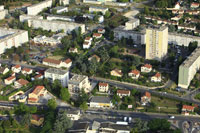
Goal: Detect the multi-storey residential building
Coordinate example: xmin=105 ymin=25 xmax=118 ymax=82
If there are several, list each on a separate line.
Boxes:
xmin=89 ymin=6 xmax=108 ymax=15
xmin=68 ymin=74 xmax=91 ymax=93
xmin=43 ymin=58 xmax=72 ymax=68
xmin=145 ymin=26 xmax=168 ymax=61
xmin=59 ymin=0 xmax=69 ymax=5
xmin=51 ymin=6 xmax=68 ymax=14
xmin=0 ymin=5 xmax=8 ymax=20
xmin=99 ymin=82 xmax=109 ymax=92
xmin=27 ymin=0 xmax=52 ymax=15
xmin=0 ymin=28 xmax=29 ymax=55
xmin=178 ymin=47 xmax=200 ymax=89
xmin=125 ymin=18 xmax=140 ymax=30
xmin=45 ymin=68 xmax=69 ymax=87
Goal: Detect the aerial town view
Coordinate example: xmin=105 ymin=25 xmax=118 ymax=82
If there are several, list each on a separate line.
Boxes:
xmin=0 ymin=0 xmax=200 ymax=132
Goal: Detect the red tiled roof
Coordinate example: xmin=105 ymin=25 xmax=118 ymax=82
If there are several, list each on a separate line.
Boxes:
xmin=34 ymin=74 xmax=43 ymax=79
xmin=143 ymin=64 xmax=152 ymax=69
xmin=32 ymin=114 xmax=43 ymax=121
xmin=191 ymin=2 xmax=199 ymax=7
xmin=145 ymin=92 xmax=151 ymax=98
xmin=13 ymin=65 xmax=21 ymax=69
xmin=99 ymin=82 xmax=108 ymax=87
xmin=93 ymin=33 xmax=102 ymax=37
xmin=65 ymin=58 xmax=72 ymax=64
xmin=43 ymin=58 xmax=61 ymax=65
xmin=16 ymin=79 xmax=29 ymax=86
xmin=22 ymin=68 xmax=32 ymax=72
xmin=32 ymin=86 xmax=45 ymax=95
xmin=129 ymin=69 xmax=140 ymax=75
xmin=113 ymin=69 xmax=122 ymax=76
xmin=5 ymin=76 xmax=15 ymax=81
xmin=85 ymin=37 xmax=92 ymax=41
xmin=154 ymin=72 xmax=161 ymax=78
xmin=182 ymin=105 xmax=195 ymax=110
xmin=83 ymin=42 xmax=90 ymax=45
xmin=28 ymin=98 xmax=38 ymax=102
xmin=117 ymin=89 xmax=130 ymax=94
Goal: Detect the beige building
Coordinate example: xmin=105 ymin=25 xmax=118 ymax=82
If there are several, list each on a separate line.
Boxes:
xmin=128 ymin=69 xmax=140 ymax=79
xmin=99 ymin=82 xmax=109 ymax=92
xmin=145 ymin=26 xmax=168 ymax=61
xmin=8 ymin=91 xmax=27 ymax=102
xmin=151 ymin=72 xmax=162 ymax=82
xmin=68 ymin=74 xmax=91 ymax=94
xmin=14 ymin=79 xmax=29 ymax=88
xmin=141 ymin=64 xmax=152 ymax=73
xmin=125 ymin=19 xmax=140 ymax=30
xmin=43 ymin=58 xmax=72 ymax=68
xmin=21 ymin=68 xmax=33 ymax=75
xmin=117 ymin=89 xmax=130 ymax=98
xmin=89 ymin=6 xmax=108 ymax=15
xmin=11 ymin=65 xmax=21 ymax=73
xmin=178 ymin=47 xmax=200 ymax=89
xmin=0 ymin=5 xmax=8 ymax=20
xmin=66 ymin=109 xmax=81 ymax=120
xmin=110 ymin=69 xmax=123 ymax=77
xmin=28 ymin=86 xmax=47 ymax=103
xmin=4 ymin=76 xmax=16 ymax=85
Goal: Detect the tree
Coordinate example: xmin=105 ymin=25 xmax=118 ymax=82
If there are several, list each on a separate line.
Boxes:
xmin=105 ymin=11 xmax=111 ymax=18
xmin=144 ymin=7 xmax=149 ymax=15
xmin=54 ymin=109 xmax=72 ymax=133
xmin=20 ymin=113 xmax=31 ymax=126
xmin=80 ymin=101 xmax=88 ymax=110
xmin=60 ymin=87 xmax=70 ymax=102
xmin=148 ymin=119 xmax=171 ymax=132
xmin=48 ymin=98 xmax=57 ymax=110
xmin=188 ymin=41 xmax=198 ymax=53
xmin=132 ymin=118 xmax=149 ymax=132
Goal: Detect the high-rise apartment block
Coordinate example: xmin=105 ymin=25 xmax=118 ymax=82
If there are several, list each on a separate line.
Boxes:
xmin=145 ymin=26 xmax=168 ymax=61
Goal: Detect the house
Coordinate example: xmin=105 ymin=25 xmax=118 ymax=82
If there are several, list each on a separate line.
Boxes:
xmin=8 ymin=91 xmax=27 ymax=102
xmin=14 ymin=79 xmax=29 ymax=88
xmin=69 ymin=47 xmax=78 ymax=53
xmin=182 ymin=105 xmax=195 ymax=115
xmin=98 ymin=28 xmax=105 ymax=34
xmin=128 ymin=69 xmax=140 ymax=79
xmin=28 ymin=86 xmax=47 ymax=103
xmin=99 ymin=82 xmax=109 ymax=92
xmin=141 ymin=91 xmax=151 ymax=105
xmin=99 ymin=122 xmax=130 ymax=133
xmin=174 ymin=2 xmax=180 ymax=9
xmin=0 ymin=67 xmax=9 ymax=75
xmin=43 ymin=58 xmax=72 ymax=68
xmin=68 ymin=74 xmax=91 ymax=94
xmin=90 ymin=96 xmax=113 ymax=108
xmin=110 ymin=69 xmax=123 ymax=77
xmin=84 ymin=37 xmax=93 ymax=42
xmin=191 ymin=2 xmax=199 ymax=8
xmin=65 ymin=109 xmax=81 ymax=120
xmin=45 ymin=68 xmax=69 ymax=87
xmin=11 ymin=72 xmax=16 ymax=76
xmin=21 ymin=68 xmax=33 ymax=75
xmin=93 ymin=33 xmax=102 ymax=39
xmin=31 ymin=115 xmax=44 ymax=126
xmin=68 ymin=122 xmax=90 ymax=133
xmin=151 ymin=72 xmax=161 ymax=82
xmin=117 ymin=89 xmax=131 ymax=98
xmin=83 ymin=41 xmax=91 ymax=49
xmin=141 ymin=64 xmax=152 ymax=73
xmin=4 ymin=76 xmax=16 ymax=85
xmin=11 ymin=65 xmax=21 ymax=73
xmin=34 ymin=74 xmax=44 ymax=79
xmin=88 ymin=54 xmax=100 ymax=62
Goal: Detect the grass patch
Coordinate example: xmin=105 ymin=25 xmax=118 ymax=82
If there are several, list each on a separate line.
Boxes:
xmin=110 ymin=58 xmax=123 ymax=63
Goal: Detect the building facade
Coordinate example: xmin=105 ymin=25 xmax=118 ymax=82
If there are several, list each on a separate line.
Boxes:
xmin=44 ymin=68 xmax=69 ymax=87
xmin=178 ymin=47 xmax=200 ymax=89
xmin=0 ymin=5 xmax=8 ymax=20
xmin=145 ymin=26 xmax=168 ymax=61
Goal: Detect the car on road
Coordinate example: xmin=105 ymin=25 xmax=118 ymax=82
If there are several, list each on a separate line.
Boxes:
xmin=170 ymin=116 xmax=175 ymax=119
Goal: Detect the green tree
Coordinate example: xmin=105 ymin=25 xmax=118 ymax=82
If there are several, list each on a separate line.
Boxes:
xmin=188 ymin=41 xmax=198 ymax=53
xmin=105 ymin=11 xmax=111 ymax=18
xmin=132 ymin=118 xmax=149 ymax=132
xmin=48 ymin=98 xmax=57 ymax=110
xmin=54 ymin=109 xmax=72 ymax=133
xmin=20 ymin=113 xmax=31 ymax=126
xmin=60 ymin=87 xmax=70 ymax=102
xmin=144 ymin=7 xmax=149 ymax=15
xmin=80 ymin=101 xmax=88 ymax=110
xmin=148 ymin=119 xmax=171 ymax=132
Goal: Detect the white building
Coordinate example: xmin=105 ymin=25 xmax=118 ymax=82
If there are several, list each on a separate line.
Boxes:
xmin=21 ymin=68 xmax=33 ymax=75
xmin=59 ymin=0 xmax=69 ymax=5
xmin=27 ymin=0 xmax=52 ymax=15
xmin=45 ymin=68 xmax=69 ymax=87
xmin=68 ymin=74 xmax=91 ymax=94
xmin=83 ymin=14 xmax=104 ymax=23
xmin=46 ymin=15 xmax=75 ymax=22
xmin=125 ymin=18 xmax=140 ymax=30
xmin=33 ymin=35 xmax=62 ymax=46
xmin=66 ymin=109 xmax=81 ymax=121
xmin=0 ymin=5 xmax=8 ymax=20
xmin=99 ymin=82 xmax=109 ymax=92
xmin=0 ymin=28 xmax=29 ymax=55
xmin=11 ymin=65 xmax=21 ymax=73
xmin=4 ymin=76 xmax=16 ymax=85
xmin=89 ymin=6 xmax=108 ymax=15
xmin=43 ymin=58 xmax=72 ymax=68
xmin=51 ymin=6 xmax=68 ymax=14
xmin=141 ymin=64 xmax=152 ymax=73
xmin=19 ymin=14 xmax=43 ymax=22
xmin=151 ymin=72 xmax=161 ymax=82
xmin=90 ymin=96 xmax=113 ymax=108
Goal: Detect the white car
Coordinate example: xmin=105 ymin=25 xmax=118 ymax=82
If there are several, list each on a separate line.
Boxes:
xmin=170 ymin=116 xmax=175 ymax=119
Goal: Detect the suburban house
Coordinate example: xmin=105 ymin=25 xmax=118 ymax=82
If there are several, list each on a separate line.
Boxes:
xmin=128 ymin=69 xmax=140 ymax=79
xmin=110 ymin=69 xmax=123 ymax=77
xmin=99 ymin=122 xmax=130 ymax=133
xmin=190 ymin=2 xmax=199 ymax=8
xmin=14 ymin=79 xmax=29 ymax=88
xmin=83 ymin=41 xmax=91 ymax=49
xmin=93 ymin=33 xmax=102 ymax=39
xmin=98 ymin=28 xmax=105 ymax=34
xmin=141 ymin=64 xmax=152 ymax=73
xmin=88 ymin=54 xmax=100 ymax=62
xmin=90 ymin=96 xmax=113 ymax=108
xmin=34 ymin=74 xmax=44 ymax=80
xmin=151 ymin=72 xmax=162 ymax=82
xmin=68 ymin=74 xmax=91 ymax=94
xmin=11 ymin=65 xmax=21 ymax=73
xmin=68 ymin=122 xmax=90 ymax=133
xmin=65 ymin=109 xmax=81 ymax=121
xmin=69 ymin=47 xmax=78 ymax=53
xmin=21 ymin=68 xmax=33 ymax=75
xmin=182 ymin=105 xmax=195 ymax=115
xmin=174 ymin=2 xmax=180 ymax=9
xmin=8 ymin=91 xmax=27 ymax=102
xmin=44 ymin=68 xmax=69 ymax=87
xmin=84 ymin=37 xmax=93 ymax=42
xmin=4 ymin=76 xmax=16 ymax=85
xmin=0 ymin=67 xmax=9 ymax=75
xmin=31 ymin=115 xmax=44 ymax=126
xmin=117 ymin=89 xmax=131 ymax=98
xmin=28 ymin=86 xmax=47 ymax=103
xmin=99 ymin=82 xmax=109 ymax=93
xmin=43 ymin=58 xmax=72 ymax=68
xmin=141 ymin=91 xmax=151 ymax=105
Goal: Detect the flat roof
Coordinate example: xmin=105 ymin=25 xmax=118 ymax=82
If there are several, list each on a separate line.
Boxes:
xmin=68 ymin=74 xmax=87 ymax=85
xmin=28 ymin=0 xmax=52 ymax=8
xmin=53 ymin=6 xmax=68 ymax=10
xmin=90 ymin=96 xmax=111 ymax=103
xmin=89 ymin=6 xmax=108 ymax=10
xmin=181 ymin=47 xmax=200 ymax=67
xmin=45 ymin=68 xmax=69 ymax=75
xmin=147 ymin=25 xmax=168 ymax=31
xmin=114 ymin=26 xmax=145 ymax=34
